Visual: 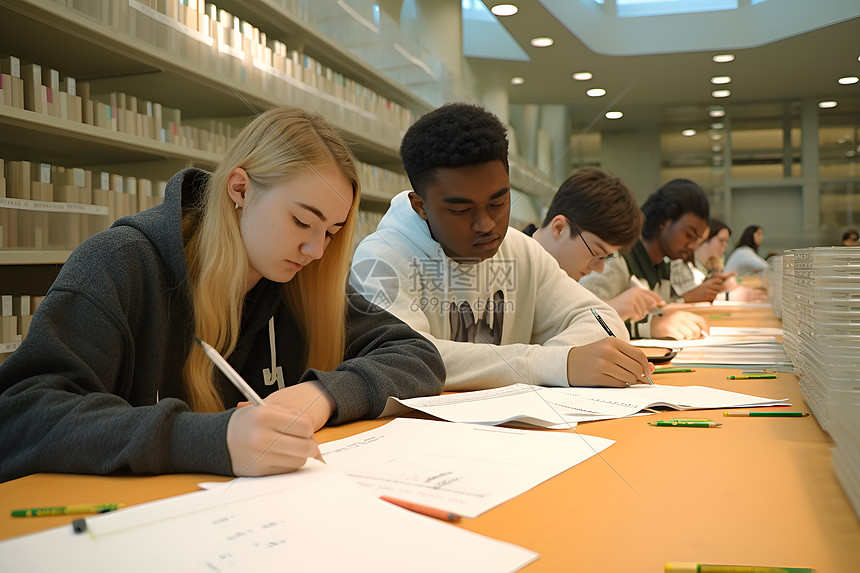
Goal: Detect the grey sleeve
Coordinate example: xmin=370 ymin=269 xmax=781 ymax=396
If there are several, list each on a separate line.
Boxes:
xmin=303 ymin=288 xmax=446 ymax=425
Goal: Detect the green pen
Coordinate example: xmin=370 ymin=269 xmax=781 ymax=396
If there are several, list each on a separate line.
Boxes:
xmin=12 ymin=503 xmax=124 ymax=517
xmin=653 ymin=368 xmax=695 ymax=373
xmin=727 ymin=374 xmax=777 ymax=379
xmin=648 ymin=420 xmax=722 ymax=428
xmin=724 ymin=412 xmax=809 ymax=418
xmin=666 ymin=562 xmax=817 ymax=572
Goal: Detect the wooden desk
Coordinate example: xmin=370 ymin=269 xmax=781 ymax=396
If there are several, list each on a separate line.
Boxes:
xmin=2 ymin=304 xmax=859 ymax=572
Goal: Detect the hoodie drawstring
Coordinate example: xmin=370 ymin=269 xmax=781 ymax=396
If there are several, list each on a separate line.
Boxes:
xmin=262 ymin=317 xmax=284 ymax=390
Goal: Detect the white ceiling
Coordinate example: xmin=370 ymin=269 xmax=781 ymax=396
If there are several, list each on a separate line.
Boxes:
xmin=468 ymin=1 xmax=860 ymax=130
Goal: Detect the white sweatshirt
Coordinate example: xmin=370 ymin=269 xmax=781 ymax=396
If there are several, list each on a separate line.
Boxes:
xmin=350 ymin=191 xmax=627 ymax=390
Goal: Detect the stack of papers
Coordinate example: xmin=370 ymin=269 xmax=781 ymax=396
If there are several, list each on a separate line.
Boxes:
xmin=0 ymin=458 xmax=538 ymax=573
xmin=633 ymin=326 xmax=792 ymax=369
xmin=381 ymin=383 xmax=790 ymax=429
xmin=781 ymin=247 xmax=860 ymax=519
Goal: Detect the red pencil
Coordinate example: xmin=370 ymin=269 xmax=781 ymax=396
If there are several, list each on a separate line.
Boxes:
xmin=380 ymin=495 xmax=462 ymax=523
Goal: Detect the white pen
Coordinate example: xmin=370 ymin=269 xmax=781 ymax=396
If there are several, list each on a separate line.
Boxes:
xmin=194 ymin=336 xmax=326 ymax=463
xmin=194 ymin=336 xmax=265 ymax=406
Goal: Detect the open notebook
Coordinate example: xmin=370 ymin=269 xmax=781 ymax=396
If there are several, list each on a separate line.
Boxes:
xmin=381 ymin=383 xmax=789 ymax=429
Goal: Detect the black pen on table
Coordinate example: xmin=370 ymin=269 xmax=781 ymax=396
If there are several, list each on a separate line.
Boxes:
xmin=589 ymin=308 xmax=655 ymax=385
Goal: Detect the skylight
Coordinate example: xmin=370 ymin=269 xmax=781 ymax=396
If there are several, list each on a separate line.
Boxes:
xmin=462 ymin=0 xmax=530 ymax=61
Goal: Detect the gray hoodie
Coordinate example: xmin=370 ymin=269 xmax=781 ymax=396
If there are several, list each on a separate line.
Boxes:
xmin=0 ymin=169 xmax=444 ymax=483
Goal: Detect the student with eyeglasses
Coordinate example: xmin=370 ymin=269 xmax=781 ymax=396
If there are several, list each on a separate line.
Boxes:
xmin=579 ymin=178 xmax=711 ymax=340
xmin=524 ymin=168 xmax=664 ymax=322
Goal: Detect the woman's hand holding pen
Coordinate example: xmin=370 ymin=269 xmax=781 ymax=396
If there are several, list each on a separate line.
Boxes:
xmin=250 ymin=381 xmax=336 ymax=432
xmin=607 ymin=288 xmax=665 ymax=322
xmin=566 ymin=338 xmax=655 ymax=388
xmin=226 ymin=405 xmax=321 ymax=476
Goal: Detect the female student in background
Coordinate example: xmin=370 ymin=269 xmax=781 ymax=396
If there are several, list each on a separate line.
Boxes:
xmin=670 ymin=219 xmax=737 ymax=302
xmin=695 ymin=218 xmax=732 ymax=275
xmin=0 ymin=107 xmax=445 ymax=483
xmin=725 ymin=224 xmax=768 ymax=276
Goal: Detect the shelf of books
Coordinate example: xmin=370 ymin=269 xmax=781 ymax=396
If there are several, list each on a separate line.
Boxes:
xmin=0 ymin=0 xmax=557 ymax=357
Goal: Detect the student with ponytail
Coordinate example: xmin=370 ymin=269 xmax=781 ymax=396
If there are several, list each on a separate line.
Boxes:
xmin=0 ymin=107 xmax=444 ymax=482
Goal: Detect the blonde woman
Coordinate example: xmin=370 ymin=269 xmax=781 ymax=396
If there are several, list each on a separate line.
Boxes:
xmin=0 ymin=107 xmax=444 ymax=482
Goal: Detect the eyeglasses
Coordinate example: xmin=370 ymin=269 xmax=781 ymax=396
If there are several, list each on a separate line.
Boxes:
xmin=566 ymin=218 xmax=615 ymax=262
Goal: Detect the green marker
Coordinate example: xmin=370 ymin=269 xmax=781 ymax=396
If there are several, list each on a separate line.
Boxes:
xmin=653 ymin=368 xmax=694 ymax=373
xmin=727 ymin=374 xmax=777 ymax=379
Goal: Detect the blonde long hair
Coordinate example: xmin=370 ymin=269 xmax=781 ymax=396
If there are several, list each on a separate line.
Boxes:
xmin=182 ymin=107 xmax=360 ymax=412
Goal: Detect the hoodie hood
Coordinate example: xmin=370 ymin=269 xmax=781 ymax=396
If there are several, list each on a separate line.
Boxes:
xmin=109 ymin=168 xmax=281 ymax=362
xmin=376 ymin=191 xmax=446 ymax=261
xmin=110 ymin=168 xmax=207 ymax=289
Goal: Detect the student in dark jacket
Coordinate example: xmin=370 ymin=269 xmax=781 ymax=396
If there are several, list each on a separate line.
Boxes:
xmin=0 ymin=107 xmax=445 ymax=483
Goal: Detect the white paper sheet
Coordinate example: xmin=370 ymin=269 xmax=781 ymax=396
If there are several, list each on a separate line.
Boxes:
xmin=671 ymin=343 xmax=793 ymax=368
xmin=381 ymin=383 xmax=789 ymax=429
xmin=319 ymin=418 xmax=614 ymax=518
xmin=0 ymin=460 xmax=538 ymax=573
xmin=708 ymin=326 xmax=784 ymax=336
xmin=632 ymin=335 xmax=779 ymax=348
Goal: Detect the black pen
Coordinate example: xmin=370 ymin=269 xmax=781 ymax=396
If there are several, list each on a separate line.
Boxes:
xmin=590 ymin=308 xmax=655 ymax=385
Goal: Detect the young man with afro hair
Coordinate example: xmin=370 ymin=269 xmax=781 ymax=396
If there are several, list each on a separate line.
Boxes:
xmin=579 ymin=179 xmax=714 ymax=339
xmin=350 ymin=103 xmax=654 ymax=391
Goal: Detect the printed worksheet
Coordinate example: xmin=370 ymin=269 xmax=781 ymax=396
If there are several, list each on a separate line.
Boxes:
xmin=320 ymin=418 xmax=614 ymax=518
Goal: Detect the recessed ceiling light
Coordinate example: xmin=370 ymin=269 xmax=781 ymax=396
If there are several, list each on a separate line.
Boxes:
xmin=511 ymin=76 xmax=525 ymax=85
xmin=572 ymin=72 xmax=593 ymax=81
xmin=491 ymin=4 xmax=518 ymax=16
xmin=713 ymin=54 xmax=735 ymax=63
xmin=711 ymin=145 xmax=722 ymax=152
xmin=711 ymin=76 xmax=731 ymax=85
xmin=711 ymin=122 xmax=725 ymax=130
xmin=586 ymin=88 xmax=606 ymax=97
xmin=708 ymin=106 xmax=726 ymax=118
xmin=818 ymin=100 xmax=838 ymax=109
xmin=838 ymin=76 xmax=859 ymax=85
xmin=605 ymin=111 xmax=623 ymax=119
xmin=712 ymin=89 xmax=731 ymax=98
xmin=681 ymin=129 xmax=696 ymax=137
xmin=530 ymin=37 xmax=553 ymax=48
xmin=710 ymin=133 xmax=722 ymax=141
